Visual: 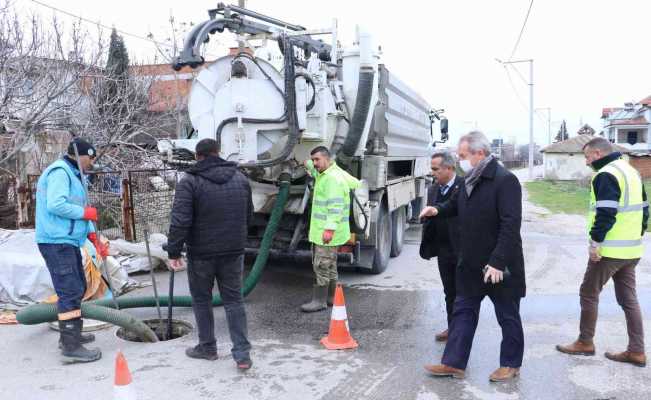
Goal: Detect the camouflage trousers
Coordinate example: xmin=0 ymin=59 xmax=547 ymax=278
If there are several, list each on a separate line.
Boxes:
xmin=313 ymin=245 xmax=338 ymax=286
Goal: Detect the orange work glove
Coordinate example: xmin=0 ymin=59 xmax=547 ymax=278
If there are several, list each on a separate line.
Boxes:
xmin=82 ymin=206 xmax=98 ymax=222
xmin=88 ymin=233 xmax=109 ymax=258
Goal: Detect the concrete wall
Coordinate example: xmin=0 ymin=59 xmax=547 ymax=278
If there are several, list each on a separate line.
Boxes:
xmin=544 ymin=153 xmax=633 ymax=181
xmin=543 ymin=153 xmax=593 ymax=180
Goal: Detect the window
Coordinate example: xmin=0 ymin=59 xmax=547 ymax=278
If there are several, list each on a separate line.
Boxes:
xmin=627 ymin=131 xmax=638 ymax=145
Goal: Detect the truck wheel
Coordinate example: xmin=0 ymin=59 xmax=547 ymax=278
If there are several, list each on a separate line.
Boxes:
xmin=371 ymin=203 xmax=392 ymax=274
xmin=390 ymin=206 xmax=406 ymax=257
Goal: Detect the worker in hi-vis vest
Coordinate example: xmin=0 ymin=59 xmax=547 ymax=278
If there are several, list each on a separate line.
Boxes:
xmin=557 ymin=137 xmax=648 ymax=367
xmin=301 ymin=146 xmax=360 ymax=313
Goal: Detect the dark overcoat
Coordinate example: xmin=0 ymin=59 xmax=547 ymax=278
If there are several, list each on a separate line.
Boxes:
xmin=436 ymin=159 xmax=525 ymax=298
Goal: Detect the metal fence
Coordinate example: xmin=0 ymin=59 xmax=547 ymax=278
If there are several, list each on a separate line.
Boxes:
xmin=126 ymin=169 xmax=179 ymax=242
xmin=22 ymin=168 xmax=179 ymax=242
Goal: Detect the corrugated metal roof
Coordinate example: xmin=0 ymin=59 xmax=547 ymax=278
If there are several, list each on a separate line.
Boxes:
xmin=608 ymin=108 xmax=638 ymax=121
xmin=608 ymin=116 xmax=649 ymax=126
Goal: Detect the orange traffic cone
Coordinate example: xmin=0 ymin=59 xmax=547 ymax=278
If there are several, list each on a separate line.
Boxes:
xmin=320 ymin=284 xmax=358 ymax=350
xmin=114 ymin=351 xmax=137 ymax=400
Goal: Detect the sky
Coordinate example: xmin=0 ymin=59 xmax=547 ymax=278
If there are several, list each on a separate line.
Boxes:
xmin=18 ymin=0 xmax=651 ymax=148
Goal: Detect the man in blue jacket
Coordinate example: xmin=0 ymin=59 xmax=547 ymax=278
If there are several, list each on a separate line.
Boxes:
xmin=35 ymin=138 xmax=105 ymax=364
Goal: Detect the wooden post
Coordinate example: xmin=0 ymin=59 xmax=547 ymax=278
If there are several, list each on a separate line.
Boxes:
xmin=121 ymin=178 xmax=134 ymax=241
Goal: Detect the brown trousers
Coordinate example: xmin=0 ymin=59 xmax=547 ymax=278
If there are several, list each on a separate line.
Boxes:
xmin=579 ymin=257 xmax=645 ymax=353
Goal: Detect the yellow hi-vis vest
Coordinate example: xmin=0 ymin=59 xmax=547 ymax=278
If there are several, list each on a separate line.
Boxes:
xmin=306 ymin=160 xmax=361 ymax=246
xmin=588 ymin=158 xmax=644 ymax=259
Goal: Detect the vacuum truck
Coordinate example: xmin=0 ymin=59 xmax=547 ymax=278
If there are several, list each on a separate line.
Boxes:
xmin=158 ymin=3 xmax=449 ymax=273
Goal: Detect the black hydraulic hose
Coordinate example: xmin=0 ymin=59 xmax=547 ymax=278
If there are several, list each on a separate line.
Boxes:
xmin=180 ymin=38 xmax=300 ymax=169
xmin=235 ymin=52 xmax=285 ymax=98
xmin=214 ymin=51 xmax=289 ymax=143
xmin=340 ymin=67 xmax=375 ymax=160
xmin=166 ymin=269 xmax=175 ymax=340
xmin=351 ymin=191 xmax=369 ymax=233
xmin=240 ymin=34 xmax=300 ymax=168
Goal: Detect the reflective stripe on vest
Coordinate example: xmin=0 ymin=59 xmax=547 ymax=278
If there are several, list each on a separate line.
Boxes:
xmin=588 ymin=158 xmax=644 ymax=259
xmin=601 ymin=239 xmax=642 ymax=247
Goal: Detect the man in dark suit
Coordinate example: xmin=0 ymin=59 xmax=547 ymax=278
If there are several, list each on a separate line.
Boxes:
xmin=421 ymin=131 xmax=525 ymax=382
xmin=420 ymin=151 xmax=462 ymax=342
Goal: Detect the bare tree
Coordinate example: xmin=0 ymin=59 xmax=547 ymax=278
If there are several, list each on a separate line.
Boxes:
xmin=577 ymin=123 xmax=595 ymax=136
xmin=0 ymin=2 xmax=104 ymax=174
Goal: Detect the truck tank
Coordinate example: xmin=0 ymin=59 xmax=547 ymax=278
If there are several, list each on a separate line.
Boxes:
xmin=161 ymin=4 xmax=448 ymax=273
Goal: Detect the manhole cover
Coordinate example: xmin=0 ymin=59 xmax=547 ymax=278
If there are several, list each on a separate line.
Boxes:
xmin=116 ymin=319 xmax=193 ymax=343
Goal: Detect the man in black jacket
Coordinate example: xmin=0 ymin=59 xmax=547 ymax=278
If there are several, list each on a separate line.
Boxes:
xmin=421 ymin=131 xmax=525 ymax=382
xmin=420 ymin=151 xmax=462 ymax=342
xmin=167 ymin=138 xmax=253 ymax=370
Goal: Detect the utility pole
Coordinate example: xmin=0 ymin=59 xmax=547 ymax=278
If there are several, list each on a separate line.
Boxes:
xmin=496 ymin=58 xmax=534 ymax=179
xmin=536 ymin=107 xmax=552 ymax=145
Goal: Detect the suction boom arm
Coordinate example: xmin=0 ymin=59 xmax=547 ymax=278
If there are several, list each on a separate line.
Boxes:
xmin=173 ymin=3 xmax=332 ymax=71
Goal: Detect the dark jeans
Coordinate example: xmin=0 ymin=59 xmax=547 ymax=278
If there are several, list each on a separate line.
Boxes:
xmin=187 ymin=254 xmax=251 ymax=362
xmin=579 ymin=257 xmax=644 ymax=353
xmin=437 ymin=244 xmax=457 ymax=325
xmin=442 ymin=294 xmax=524 ymax=370
xmin=38 ymin=244 xmax=86 ymax=318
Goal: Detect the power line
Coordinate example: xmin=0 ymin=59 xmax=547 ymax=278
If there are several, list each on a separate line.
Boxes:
xmin=503 ymin=65 xmax=548 ymax=142
xmin=30 ymin=0 xmax=227 ymax=62
xmin=503 ymin=65 xmax=529 ymax=112
xmin=505 ymin=64 xmax=547 ymax=124
xmin=29 ymin=0 xmax=173 ymax=48
xmin=509 ymin=0 xmax=534 ymax=60
xmin=510 ymin=64 xmax=528 ymax=86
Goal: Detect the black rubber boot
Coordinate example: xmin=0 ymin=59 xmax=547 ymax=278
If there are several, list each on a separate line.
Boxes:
xmin=59 ymin=319 xmax=102 ymax=364
xmin=327 ymin=280 xmax=337 ymax=307
xmin=185 ymin=344 xmax=218 ymax=361
xmin=300 ymin=285 xmax=328 ymax=313
xmin=58 ymin=319 xmax=95 ymax=349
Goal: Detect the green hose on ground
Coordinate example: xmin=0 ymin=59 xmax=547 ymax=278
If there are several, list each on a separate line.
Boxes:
xmin=17 ymin=179 xmax=291 ymax=341
xmin=93 ymin=178 xmax=291 ymax=309
xmin=16 ymin=303 xmax=159 ymax=343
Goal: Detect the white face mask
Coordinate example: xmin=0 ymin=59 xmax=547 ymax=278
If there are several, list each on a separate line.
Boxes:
xmin=459 ymin=159 xmax=473 ymax=173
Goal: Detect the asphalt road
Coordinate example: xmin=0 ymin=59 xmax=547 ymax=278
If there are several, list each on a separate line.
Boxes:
xmin=2 ymin=226 xmax=651 ymax=400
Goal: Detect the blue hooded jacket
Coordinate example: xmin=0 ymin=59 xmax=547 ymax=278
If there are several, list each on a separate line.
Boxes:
xmin=35 ymin=157 xmax=94 ymax=247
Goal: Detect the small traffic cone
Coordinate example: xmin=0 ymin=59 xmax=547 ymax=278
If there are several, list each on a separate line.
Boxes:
xmin=114 ymin=351 xmax=137 ymax=400
xmin=320 ymin=284 xmax=358 ymax=350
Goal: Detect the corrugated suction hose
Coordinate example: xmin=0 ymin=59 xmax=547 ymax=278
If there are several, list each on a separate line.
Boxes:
xmin=17 ymin=179 xmax=291 ymax=342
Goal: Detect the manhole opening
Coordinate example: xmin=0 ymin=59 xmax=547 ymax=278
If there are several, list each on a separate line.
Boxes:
xmin=116 ymin=319 xmax=193 ymax=343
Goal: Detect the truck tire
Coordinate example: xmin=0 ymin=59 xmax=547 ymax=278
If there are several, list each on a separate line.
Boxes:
xmin=371 ymin=203 xmax=392 ymax=274
xmin=390 ymin=206 xmax=406 ymax=257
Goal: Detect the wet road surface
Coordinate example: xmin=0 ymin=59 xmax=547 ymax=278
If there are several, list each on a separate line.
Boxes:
xmin=2 ymin=227 xmax=651 ymax=400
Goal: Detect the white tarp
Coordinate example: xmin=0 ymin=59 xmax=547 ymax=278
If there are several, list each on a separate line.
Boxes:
xmin=0 ymin=229 xmax=53 ymax=308
xmin=110 ymin=233 xmax=181 ymax=273
xmin=0 ymin=229 xmax=139 ymax=308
